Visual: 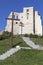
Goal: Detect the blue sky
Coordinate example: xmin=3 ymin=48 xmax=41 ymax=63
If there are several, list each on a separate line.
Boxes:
xmin=0 ymin=0 xmax=43 ymax=31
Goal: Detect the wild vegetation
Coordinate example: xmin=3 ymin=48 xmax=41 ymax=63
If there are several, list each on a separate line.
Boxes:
xmin=0 ymin=33 xmax=43 ymax=65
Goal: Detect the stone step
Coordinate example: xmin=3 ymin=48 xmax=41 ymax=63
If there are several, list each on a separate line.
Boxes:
xmin=22 ymin=37 xmax=43 ymax=49
xmin=0 ymin=47 xmax=21 ymax=60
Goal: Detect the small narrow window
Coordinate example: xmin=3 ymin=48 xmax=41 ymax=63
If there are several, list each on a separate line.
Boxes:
xmin=14 ymin=15 xmax=18 ymax=19
xmin=14 ymin=15 xmax=15 ymax=19
xmin=16 ymin=22 xmax=18 ymax=24
xmin=27 ymin=9 xmax=29 ymax=12
xmin=16 ymin=16 xmax=18 ymax=19
xmin=27 ymin=13 xmax=29 ymax=19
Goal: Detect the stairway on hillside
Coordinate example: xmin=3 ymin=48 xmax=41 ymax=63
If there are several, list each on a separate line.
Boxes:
xmin=0 ymin=47 xmax=21 ymax=60
xmin=22 ymin=37 xmax=43 ymax=50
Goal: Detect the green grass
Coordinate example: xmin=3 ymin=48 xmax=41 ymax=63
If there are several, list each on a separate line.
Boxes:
xmin=0 ymin=38 xmax=10 ymax=54
xmin=13 ymin=36 xmax=29 ymax=47
xmin=0 ymin=36 xmax=28 ymax=54
xmin=30 ymin=37 xmax=43 ymax=46
xmin=0 ymin=49 xmax=43 ymax=65
xmin=0 ymin=36 xmax=43 ymax=65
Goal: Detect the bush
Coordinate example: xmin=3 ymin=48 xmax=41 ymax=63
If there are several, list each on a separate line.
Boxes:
xmin=29 ymin=34 xmax=33 ymax=37
xmin=29 ymin=34 xmax=38 ymax=38
xmin=24 ymin=33 xmax=38 ymax=38
xmin=0 ymin=35 xmax=3 ymax=40
xmin=24 ymin=34 xmax=29 ymax=37
xmin=0 ymin=31 xmax=11 ymax=40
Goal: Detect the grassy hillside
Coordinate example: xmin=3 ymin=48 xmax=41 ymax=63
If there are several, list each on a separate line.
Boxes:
xmin=0 ymin=38 xmax=10 ymax=54
xmin=0 ymin=49 xmax=43 ymax=65
xmin=30 ymin=37 xmax=43 ymax=46
xmin=0 ymin=36 xmax=28 ymax=54
xmin=0 ymin=36 xmax=43 ymax=65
